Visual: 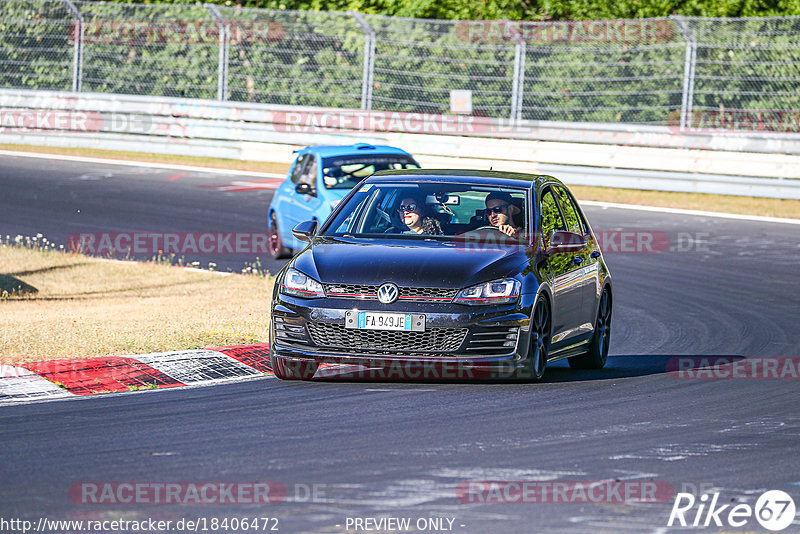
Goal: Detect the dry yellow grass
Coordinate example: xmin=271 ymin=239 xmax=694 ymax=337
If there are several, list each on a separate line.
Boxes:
xmin=570 ymin=185 xmax=800 ymax=219
xmin=0 ymin=244 xmax=274 ymax=364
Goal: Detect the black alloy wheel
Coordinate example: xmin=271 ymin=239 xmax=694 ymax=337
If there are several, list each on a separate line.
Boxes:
xmin=569 ymin=287 xmax=611 ymax=369
xmin=523 ymin=297 xmax=550 ymax=381
xmin=268 ymin=213 xmax=292 ymax=260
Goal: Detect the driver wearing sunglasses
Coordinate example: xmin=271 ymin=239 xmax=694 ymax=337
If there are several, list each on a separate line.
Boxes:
xmin=485 ymin=192 xmax=522 ymax=237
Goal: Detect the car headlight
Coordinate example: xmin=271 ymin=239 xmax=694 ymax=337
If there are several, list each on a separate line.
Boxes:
xmin=280 ymin=268 xmax=325 ymax=298
xmin=454 ymin=278 xmax=520 ymax=306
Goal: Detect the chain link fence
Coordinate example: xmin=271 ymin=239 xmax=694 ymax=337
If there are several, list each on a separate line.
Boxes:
xmin=219 ymin=7 xmax=364 ymax=108
xmin=2 ymin=0 xmax=799 ymax=128
xmin=365 ymin=15 xmax=517 ymax=118
xmin=75 ymin=0 xmax=220 ymax=98
xmin=520 ymin=21 xmax=687 ymax=124
xmin=688 ymin=17 xmax=800 ymax=116
xmin=0 ymin=0 xmax=75 ymax=91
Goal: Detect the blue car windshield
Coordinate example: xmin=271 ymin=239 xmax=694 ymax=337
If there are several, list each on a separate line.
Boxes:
xmin=322 ymin=182 xmax=529 ymax=242
xmin=322 ymin=155 xmax=419 ymax=190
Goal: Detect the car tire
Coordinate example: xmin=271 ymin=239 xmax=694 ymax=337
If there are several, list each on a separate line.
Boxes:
xmin=520 ymin=297 xmax=550 ymax=382
xmin=270 ymin=353 xmax=318 ymax=380
xmin=268 ymin=213 xmax=292 ymax=260
xmin=568 ymin=287 xmax=611 ymax=370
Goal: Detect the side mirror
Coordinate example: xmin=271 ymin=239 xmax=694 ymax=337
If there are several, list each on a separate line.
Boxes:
xmin=295 ymin=183 xmax=315 ymax=196
xmin=545 ymin=230 xmax=586 ymax=255
xmin=292 ymin=220 xmax=318 ymax=243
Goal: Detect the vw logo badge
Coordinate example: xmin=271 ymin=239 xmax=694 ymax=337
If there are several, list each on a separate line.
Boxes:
xmin=377 ymin=283 xmax=399 ymax=304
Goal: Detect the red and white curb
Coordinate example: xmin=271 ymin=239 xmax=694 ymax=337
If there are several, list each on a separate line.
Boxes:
xmin=0 ymin=344 xmax=273 ymax=405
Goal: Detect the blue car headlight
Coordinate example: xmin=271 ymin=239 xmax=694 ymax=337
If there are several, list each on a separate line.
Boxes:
xmin=280 ymin=268 xmax=326 ymax=298
xmin=454 ymin=278 xmax=520 ymax=306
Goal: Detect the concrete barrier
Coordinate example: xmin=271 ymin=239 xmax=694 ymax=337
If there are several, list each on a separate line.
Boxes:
xmin=2 ymin=88 xmax=800 ymax=198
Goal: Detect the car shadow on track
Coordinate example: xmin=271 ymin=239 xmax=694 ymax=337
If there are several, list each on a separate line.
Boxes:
xmin=302 ymin=354 xmax=745 ymax=384
xmin=542 ymin=354 xmax=746 ymax=383
xmin=306 ymin=354 xmax=747 ymax=384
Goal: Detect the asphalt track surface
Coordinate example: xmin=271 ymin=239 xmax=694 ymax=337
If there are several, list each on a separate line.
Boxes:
xmin=0 ymin=153 xmax=287 ymax=274
xmin=2 ymin=153 xmax=800 ymax=533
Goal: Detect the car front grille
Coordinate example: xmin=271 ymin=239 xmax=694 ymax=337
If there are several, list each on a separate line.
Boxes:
xmin=307 ymin=322 xmax=468 ymax=354
xmin=399 ymin=287 xmax=457 ymax=301
xmin=323 ymin=284 xmax=457 ymax=302
xmin=463 ymin=326 xmax=520 ymax=355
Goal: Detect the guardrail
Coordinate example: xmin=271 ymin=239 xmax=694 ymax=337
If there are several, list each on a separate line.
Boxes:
xmin=1 ymin=89 xmax=800 ymax=199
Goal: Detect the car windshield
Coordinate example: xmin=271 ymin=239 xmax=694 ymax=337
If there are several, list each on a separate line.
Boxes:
xmin=322 ymin=182 xmax=529 ymax=242
xmin=321 ymin=154 xmax=420 ymax=190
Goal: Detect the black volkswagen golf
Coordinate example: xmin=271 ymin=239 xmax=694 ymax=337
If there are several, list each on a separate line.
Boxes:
xmin=269 ymin=170 xmax=612 ymax=381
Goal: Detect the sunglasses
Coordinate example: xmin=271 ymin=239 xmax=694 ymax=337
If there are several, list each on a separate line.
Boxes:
xmin=486 ymin=205 xmax=509 ymax=214
xmin=397 ymin=204 xmax=418 ymax=213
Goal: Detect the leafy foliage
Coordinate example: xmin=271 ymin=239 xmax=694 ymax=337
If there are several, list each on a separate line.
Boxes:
xmin=1 ymin=0 xmax=798 ymax=125
xmin=0 ymin=1 xmax=75 ymax=90
xmin=151 ymin=0 xmax=800 ymax=20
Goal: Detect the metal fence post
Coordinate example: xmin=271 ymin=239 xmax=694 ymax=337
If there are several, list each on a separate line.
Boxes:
xmin=349 ymin=11 xmax=375 ymax=111
xmin=511 ymin=42 xmax=526 ymax=122
xmin=671 ymin=15 xmax=697 ymax=132
xmin=61 ymin=0 xmax=82 ymax=92
xmin=206 ymin=4 xmax=229 ymax=101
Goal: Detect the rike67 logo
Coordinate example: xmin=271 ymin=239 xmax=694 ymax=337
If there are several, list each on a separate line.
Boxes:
xmin=668 ymin=490 xmax=796 ymax=531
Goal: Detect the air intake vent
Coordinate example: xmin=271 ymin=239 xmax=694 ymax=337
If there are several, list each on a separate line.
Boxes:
xmin=308 ymin=322 xmax=467 ymax=354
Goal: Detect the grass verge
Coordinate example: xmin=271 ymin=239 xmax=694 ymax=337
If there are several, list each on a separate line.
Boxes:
xmin=0 ymin=242 xmax=273 ymax=364
xmin=2 ymin=144 xmax=798 ymax=219
xmin=570 ymin=185 xmax=800 ymax=219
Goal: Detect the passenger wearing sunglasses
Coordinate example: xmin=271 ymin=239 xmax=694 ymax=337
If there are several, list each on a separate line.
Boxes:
xmin=485 ymin=192 xmax=522 ymax=237
xmin=392 ymin=195 xmax=443 ymax=235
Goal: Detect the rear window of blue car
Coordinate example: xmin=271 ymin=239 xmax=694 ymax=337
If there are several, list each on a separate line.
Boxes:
xmin=322 ymin=154 xmax=420 ymax=190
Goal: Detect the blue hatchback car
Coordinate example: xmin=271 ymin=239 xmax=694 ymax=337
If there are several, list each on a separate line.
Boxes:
xmin=267 ymin=144 xmax=420 ymax=258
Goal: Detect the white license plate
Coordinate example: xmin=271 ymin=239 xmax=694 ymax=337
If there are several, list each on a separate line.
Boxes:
xmin=344 ymin=311 xmax=425 ymax=331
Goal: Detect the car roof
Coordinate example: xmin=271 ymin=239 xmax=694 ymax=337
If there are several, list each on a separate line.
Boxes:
xmin=369 ymin=169 xmax=561 ymax=189
xmin=296 ymin=143 xmax=412 ymax=158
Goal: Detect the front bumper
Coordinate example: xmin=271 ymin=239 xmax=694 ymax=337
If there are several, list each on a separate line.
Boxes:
xmin=270 ymin=292 xmax=538 ymax=379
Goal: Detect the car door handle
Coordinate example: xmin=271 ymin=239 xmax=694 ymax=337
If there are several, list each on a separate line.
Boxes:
xmin=572 ymin=256 xmax=583 ymax=264
xmin=590 ymin=251 xmax=601 ymax=258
